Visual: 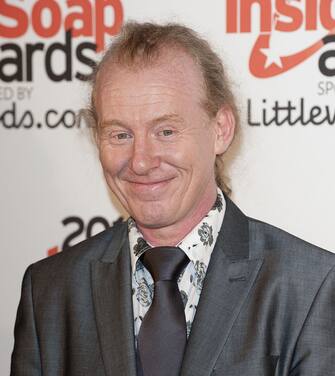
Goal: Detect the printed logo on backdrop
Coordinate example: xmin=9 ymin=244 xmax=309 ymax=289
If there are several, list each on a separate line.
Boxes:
xmin=0 ymin=0 xmax=124 ymax=130
xmin=47 ymin=215 xmax=124 ymax=256
xmin=226 ymin=0 xmax=335 ymax=126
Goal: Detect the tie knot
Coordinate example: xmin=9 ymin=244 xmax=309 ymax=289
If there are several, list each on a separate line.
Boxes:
xmin=141 ymin=247 xmax=189 ymax=282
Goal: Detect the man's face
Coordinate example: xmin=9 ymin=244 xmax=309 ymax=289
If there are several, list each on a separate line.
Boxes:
xmin=96 ymin=49 xmax=232 ymax=233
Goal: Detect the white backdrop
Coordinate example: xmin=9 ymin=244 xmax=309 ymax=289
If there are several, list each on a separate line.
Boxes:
xmin=1 ymin=1 xmax=335 ymax=373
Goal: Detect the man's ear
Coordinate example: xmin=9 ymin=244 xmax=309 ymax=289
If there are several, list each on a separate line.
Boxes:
xmin=213 ymin=105 xmax=236 ymax=155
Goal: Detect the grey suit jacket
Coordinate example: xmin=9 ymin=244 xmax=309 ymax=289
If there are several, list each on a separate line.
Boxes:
xmin=11 ymin=198 xmax=335 ymax=375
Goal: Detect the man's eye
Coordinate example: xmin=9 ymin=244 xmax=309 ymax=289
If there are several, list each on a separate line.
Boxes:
xmin=115 ymin=133 xmax=130 ymax=140
xmin=108 ymin=132 xmax=132 ymax=144
xmin=159 ymin=129 xmax=174 ymax=137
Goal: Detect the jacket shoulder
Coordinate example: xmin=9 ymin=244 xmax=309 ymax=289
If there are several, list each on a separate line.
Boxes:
xmin=248 ymin=217 xmax=335 ymax=276
xmin=30 ymin=220 xmax=128 ymax=275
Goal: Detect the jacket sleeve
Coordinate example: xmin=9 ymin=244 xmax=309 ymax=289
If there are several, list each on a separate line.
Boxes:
xmin=11 ymin=266 xmax=42 ymax=376
xmin=289 ymin=265 xmax=335 ymax=376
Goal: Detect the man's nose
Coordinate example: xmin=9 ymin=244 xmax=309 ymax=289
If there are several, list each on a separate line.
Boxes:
xmin=129 ymin=137 xmax=160 ymax=175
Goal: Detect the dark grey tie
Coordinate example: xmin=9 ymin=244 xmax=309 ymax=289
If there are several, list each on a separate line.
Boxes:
xmin=137 ymin=247 xmax=189 ymax=376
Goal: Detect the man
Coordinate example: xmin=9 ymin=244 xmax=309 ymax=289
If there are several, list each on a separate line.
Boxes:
xmin=11 ymin=22 xmax=335 ymax=376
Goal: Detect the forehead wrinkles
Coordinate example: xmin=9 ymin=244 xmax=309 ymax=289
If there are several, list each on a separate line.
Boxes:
xmin=100 ymin=84 xmax=192 ymax=106
xmin=99 ymin=88 xmax=188 ymax=127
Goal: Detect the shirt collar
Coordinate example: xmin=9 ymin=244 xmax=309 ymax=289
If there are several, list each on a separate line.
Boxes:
xmin=128 ymin=188 xmax=226 ymax=275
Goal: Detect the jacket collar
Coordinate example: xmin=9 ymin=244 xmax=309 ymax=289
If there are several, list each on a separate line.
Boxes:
xmin=91 ymin=223 xmax=137 ymax=376
xmin=180 ymin=197 xmax=264 ymax=376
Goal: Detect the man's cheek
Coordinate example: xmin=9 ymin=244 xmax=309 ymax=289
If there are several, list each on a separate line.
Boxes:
xmin=100 ymin=151 xmax=121 ymax=173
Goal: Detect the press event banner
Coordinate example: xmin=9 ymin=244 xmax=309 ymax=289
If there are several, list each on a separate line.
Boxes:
xmin=1 ymin=1 xmax=335 ymax=372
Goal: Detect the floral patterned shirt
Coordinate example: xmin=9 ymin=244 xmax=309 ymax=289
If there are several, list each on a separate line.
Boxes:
xmin=128 ymin=188 xmax=225 ymax=340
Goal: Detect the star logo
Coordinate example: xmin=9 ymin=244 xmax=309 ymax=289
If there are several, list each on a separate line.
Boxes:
xmin=260 ymin=46 xmax=283 ymax=69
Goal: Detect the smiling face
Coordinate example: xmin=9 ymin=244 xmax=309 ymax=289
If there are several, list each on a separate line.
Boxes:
xmin=95 ymin=48 xmax=234 ymax=243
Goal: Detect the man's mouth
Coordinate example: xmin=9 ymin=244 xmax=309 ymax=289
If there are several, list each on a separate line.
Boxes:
xmin=126 ymin=177 xmax=175 ymax=194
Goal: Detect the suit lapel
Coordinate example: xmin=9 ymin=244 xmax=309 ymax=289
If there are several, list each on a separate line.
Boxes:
xmin=91 ymin=225 xmax=137 ymax=376
xmin=181 ymin=198 xmax=264 ymax=376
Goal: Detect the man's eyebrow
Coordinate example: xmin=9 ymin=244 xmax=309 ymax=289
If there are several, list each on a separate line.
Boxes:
xmin=100 ymin=119 xmax=127 ymax=128
xmin=149 ymin=113 xmax=184 ymax=126
xmin=101 ymin=114 xmax=184 ymax=128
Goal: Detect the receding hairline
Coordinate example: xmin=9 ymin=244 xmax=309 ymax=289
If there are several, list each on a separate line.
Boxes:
xmin=93 ymin=43 xmax=210 ymax=120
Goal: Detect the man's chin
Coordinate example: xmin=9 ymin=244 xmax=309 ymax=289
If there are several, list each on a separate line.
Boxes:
xmin=132 ymin=210 xmax=174 ymax=230
xmin=135 ymin=216 xmax=170 ymax=229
